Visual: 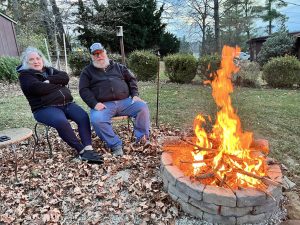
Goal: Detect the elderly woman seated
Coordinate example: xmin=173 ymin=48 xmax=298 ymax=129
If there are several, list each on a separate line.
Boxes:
xmin=17 ymin=46 xmax=103 ymax=164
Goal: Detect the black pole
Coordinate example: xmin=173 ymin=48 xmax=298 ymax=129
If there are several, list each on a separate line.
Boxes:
xmin=155 ymin=51 xmax=160 ymax=127
xmin=120 ymin=36 xmax=126 ymax=65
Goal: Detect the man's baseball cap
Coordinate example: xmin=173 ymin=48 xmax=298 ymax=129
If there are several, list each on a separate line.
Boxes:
xmin=90 ymin=43 xmax=105 ymax=53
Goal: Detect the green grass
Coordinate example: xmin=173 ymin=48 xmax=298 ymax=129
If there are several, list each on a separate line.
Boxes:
xmin=0 ymin=82 xmax=299 ymax=174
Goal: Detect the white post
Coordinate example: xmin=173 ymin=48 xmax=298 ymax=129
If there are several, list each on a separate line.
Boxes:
xmin=63 ymin=33 xmax=68 ymax=73
xmin=44 ymin=38 xmax=51 ymax=64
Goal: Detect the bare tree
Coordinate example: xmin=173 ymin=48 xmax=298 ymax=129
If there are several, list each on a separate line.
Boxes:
xmin=186 ymin=0 xmax=212 ymax=55
xmin=49 ymin=0 xmax=70 ymax=50
xmin=213 ymin=0 xmax=220 ymax=53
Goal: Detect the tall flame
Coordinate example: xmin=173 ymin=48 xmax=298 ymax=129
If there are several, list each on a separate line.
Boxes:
xmin=193 ymin=46 xmax=267 ymax=188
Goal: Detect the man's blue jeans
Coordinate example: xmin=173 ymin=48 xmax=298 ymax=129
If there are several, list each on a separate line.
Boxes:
xmin=90 ymin=97 xmax=150 ymax=149
xmin=33 ymin=102 xmax=92 ymax=152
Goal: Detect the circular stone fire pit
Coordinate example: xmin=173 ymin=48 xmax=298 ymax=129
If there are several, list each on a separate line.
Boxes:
xmin=160 ymin=137 xmax=283 ymax=225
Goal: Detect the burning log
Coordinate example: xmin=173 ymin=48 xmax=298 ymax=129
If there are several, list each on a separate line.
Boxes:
xmin=180 ymin=158 xmax=214 ymax=164
xmin=194 ymin=172 xmax=215 ymax=179
xmin=234 ymin=169 xmax=281 ymax=187
xmin=180 ymin=138 xmax=217 ymax=152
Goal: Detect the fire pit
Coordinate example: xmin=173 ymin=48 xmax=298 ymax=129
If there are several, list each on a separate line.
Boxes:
xmin=160 ymin=46 xmax=283 ymax=224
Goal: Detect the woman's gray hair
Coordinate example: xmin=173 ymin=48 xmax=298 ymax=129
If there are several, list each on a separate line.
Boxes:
xmin=20 ymin=47 xmax=52 ymax=69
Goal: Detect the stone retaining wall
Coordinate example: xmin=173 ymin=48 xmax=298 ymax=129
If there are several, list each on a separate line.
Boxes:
xmin=160 ymin=151 xmax=283 ymax=225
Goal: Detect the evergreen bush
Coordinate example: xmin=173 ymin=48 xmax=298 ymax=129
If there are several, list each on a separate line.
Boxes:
xmin=233 ymin=61 xmax=261 ymax=87
xmin=198 ymin=54 xmax=221 ymax=81
xmin=69 ymin=50 xmax=91 ymax=76
xmin=128 ymin=50 xmax=158 ymax=81
xmin=0 ymin=56 xmax=20 ymax=82
xmin=164 ymin=53 xmax=197 ymax=83
xmin=257 ymin=31 xmax=295 ymax=67
xmin=263 ymin=55 xmax=300 ymax=88
xmin=108 ymin=53 xmax=124 ymax=64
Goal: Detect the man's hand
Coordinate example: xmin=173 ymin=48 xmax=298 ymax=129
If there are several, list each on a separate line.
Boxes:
xmin=94 ymin=102 xmax=106 ymax=111
xmin=132 ymin=96 xmax=146 ymax=103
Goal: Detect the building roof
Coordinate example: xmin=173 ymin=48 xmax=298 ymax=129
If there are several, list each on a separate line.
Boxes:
xmin=0 ymin=12 xmax=17 ymax=24
xmin=247 ymin=31 xmax=300 ymax=43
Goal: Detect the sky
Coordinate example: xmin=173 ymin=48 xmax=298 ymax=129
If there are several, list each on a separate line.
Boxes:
xmin=163 ymin=0 xmax=300 ymax=41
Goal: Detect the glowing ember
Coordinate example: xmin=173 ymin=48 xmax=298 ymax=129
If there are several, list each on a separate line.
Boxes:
xmin=163 ymin=45 xmax=272 ymax=190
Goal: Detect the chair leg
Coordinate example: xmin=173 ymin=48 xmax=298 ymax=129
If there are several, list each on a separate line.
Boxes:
xmin=128 ymin=117 xmax=135 ymax=141
xmin=45 ymin=125 xmax=53 ymax=158
xmin=34 ymin=122 xmax=53 ymax=158
xmin=11 ymin=144 xmax=18 ymax=182
xmin=32 ymin=123 xmax=40 ymax=160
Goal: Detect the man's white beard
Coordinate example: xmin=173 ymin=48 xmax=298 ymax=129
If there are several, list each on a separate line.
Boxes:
xmin=93 ymin=58 xmax=110 ymax=69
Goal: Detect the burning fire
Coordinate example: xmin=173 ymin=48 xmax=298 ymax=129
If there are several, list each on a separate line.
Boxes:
xmin=192 ymin=46 xmax=268 ymax=189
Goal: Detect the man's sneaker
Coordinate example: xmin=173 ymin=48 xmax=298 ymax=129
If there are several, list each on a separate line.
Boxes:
xmin=111 ymin=145 xmax=124 ymax=157
xmin=79 ymin=150 xmax=104 ymax=164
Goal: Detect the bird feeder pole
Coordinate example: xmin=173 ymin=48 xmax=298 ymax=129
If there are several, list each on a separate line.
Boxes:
xmin=116 ymin=26 xmax=126 ymax=65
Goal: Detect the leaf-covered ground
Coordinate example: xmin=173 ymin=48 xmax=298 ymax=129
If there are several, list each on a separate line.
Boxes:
xmin=0 ymin=125 xmax=182 ymax=224
xmin=1 ymin=78 xmax=299 ymax=224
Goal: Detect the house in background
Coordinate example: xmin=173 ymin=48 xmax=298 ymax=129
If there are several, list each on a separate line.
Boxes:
xmin=247 ymin=31 xmax=300 ymax=61
xmin=0 ymin=12 xmax=19 ymax=57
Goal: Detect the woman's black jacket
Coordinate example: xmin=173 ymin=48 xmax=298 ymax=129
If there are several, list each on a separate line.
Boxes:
xmin=17 ymin=66 xmax=73 ymax=112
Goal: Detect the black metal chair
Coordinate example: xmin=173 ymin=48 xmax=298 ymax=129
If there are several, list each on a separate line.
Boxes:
xmin=32 ymin=116 xmax=134 ymax=159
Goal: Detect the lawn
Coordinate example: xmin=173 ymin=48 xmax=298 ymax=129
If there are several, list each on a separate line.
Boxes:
xmin=0 ymin=79 xmax=299 ymax=174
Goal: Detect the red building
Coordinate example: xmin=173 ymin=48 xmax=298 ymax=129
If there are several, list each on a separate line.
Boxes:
xmin=0 ymin=12 xmax=19 ymax=57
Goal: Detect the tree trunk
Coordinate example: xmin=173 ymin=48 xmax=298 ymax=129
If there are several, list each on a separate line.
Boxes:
xmin=214 ymin=0 xmax=220 ymax=53
xmin=11 ymin=0 xmax=19 ymax=32
xmin=268 ymin=0 xmax=272 ymax=35
xmin=40 ymin=0 xmax=55 ymax=52
xmin=49 ymin=0 xmax=71 ymax=51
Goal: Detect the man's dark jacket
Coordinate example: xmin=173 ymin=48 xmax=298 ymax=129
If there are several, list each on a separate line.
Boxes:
xmin=79 ymin=60 xmax=139 ymax=109
xmin=17 ymin=66 xmax=73 ymax=112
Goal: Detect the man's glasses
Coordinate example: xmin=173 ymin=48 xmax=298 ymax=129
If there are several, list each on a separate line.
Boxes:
xmin=92 ymin=51 xmax=105 ymax=57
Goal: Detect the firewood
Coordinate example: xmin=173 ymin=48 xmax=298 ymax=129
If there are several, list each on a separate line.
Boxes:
xmin=194 ymin=172 xmax=215 ymax=179
xmin=234 ymin=169 xmax=281 ymax=186
xmin=180 ymin=158 xmax=213 ymax=164
xmin=180 ymin=138 xmax=217 ymax=152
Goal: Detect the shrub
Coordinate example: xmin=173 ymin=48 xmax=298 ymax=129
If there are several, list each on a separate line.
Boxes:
xmin=233 ymin=61 xmax=261 ymax=87
xmin=263 ymin=55 xmax=300 ymax=88
xmin=164 ymin=53 xmax=197 ymax=83
xmin=198 ymin=54 xmax=221 ymax=81
xmin=108 ymin=53 xmax=124 ymax=64
xmin=128 ymin=50 xmax=158 ymax=81
xmin=257 ymin=31 xmax=295 ymax=67
xmin=69 ymin=50 xmax=91 ymax=76
xmin=0 ymin=56 xmax=20 ymax=82
xmin=17 ymin=32 xmax=49 ymax=58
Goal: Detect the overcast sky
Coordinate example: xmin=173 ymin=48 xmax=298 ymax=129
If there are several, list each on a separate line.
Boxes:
xmin=163 ymin=0 xmax=300 ymax=41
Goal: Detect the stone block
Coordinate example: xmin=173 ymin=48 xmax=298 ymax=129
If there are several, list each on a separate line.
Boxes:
xmin=178 ymin=198 xmax=203 ymax=219
xmin=236 ymin=188 xmax=267 ymax=207
xmin=221 ymin=205 xmax=253 ymax=217
xmin=162 ymin=178 xmax=168 ymax=192
xmin=189 ymin=198 xmax=219 ymax=215
xmin=203 ymin=212 xmax=236 ymax=225
xmin=168 ymin=183 xmax=189 ymax=202
xmin=162 ymin=165 xmax=184 ymax=185
xmin=176 ymin=177 xmax=204 ymax=201
xmin=161 ymin=152 xmax=173 ymax=166
xmin=236 ymin=213 xmax=267 ymax=225
xmin=203 ymin=185 xmax=236 ymax=207
xmin=168 ymin=192 xmax=178 ymax=202
xmin=268 ymin=164 xmax=282 ymax=183
xmin=252 ymin=200 xmax=278 ymax=214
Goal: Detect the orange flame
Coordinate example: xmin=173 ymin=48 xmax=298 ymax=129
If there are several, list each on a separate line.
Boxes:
xmin=193 ymin=46 xmax=267 ymax=188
